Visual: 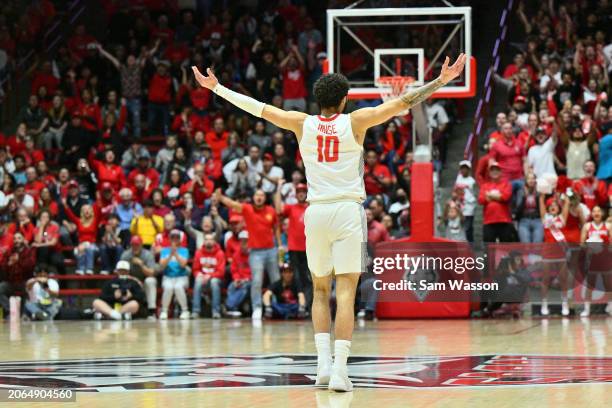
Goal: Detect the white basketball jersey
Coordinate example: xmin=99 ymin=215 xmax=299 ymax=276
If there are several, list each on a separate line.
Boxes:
xmin=300 ymin=113 xmax=365 ymax=203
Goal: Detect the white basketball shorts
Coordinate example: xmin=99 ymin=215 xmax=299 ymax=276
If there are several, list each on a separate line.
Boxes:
xmin=304 ymin=201 xmax=367 ymax=276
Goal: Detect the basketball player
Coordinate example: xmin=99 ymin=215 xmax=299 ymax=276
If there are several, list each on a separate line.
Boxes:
xmin=192 ymin=53 xmax=466 ymax=391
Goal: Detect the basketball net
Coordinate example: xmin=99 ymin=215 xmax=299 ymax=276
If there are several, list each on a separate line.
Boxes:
xmin=375 ymin=76 xmax=415 ymax=117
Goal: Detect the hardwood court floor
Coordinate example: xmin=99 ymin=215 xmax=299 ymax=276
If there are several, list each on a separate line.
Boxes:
xmin=1 ymin=317 xmax=611 ymax=407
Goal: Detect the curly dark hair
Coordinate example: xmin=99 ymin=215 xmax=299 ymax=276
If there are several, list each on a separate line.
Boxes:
xmin=313 ymin=73 xmax=349 ymax=109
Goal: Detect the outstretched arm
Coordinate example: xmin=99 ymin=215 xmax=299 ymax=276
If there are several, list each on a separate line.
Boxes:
xmin=350 ymin=54 xmax=467 ymax=143
xmin=192 ymin=67 xmax=307 ymax=137
xmin=96 ymin=44 xmax=120 ymax=69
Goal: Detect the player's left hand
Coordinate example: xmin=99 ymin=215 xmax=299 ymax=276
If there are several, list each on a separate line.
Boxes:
xmin=439 ymin=53 xmax=467 ymax=85
xmin=192 ymin=66 xmax=219 ymax=90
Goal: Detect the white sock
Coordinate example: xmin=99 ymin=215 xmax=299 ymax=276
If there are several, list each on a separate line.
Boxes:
xmin=314 ymin=333 xmax=331 ymax=367
xmin=333 ymin=340 xmax=351 ymax=371
xmin=110 ymin=310 xmax=122 ymax=320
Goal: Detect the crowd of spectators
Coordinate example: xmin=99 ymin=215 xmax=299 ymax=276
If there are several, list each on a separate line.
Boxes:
xmin=0 ymin=1 xmax=433 ymax=322
xmin=2 ymin=0 xmax=609 ymax=321
xmin=454 ymin=0 xmax=612 ymax=317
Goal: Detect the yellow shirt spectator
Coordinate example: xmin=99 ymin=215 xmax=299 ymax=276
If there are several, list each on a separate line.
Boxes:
xmin=130 ymin=214 xmax=164 ymax=246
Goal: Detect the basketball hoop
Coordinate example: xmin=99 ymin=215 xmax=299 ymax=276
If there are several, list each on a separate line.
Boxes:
xmin=375 ymin=76 xmax=415 ymax=116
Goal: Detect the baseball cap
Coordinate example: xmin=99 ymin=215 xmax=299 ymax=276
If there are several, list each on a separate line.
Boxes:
xmin=296 ymin=183 xmax=308 ymax=192
xmin=116 ymin=260 xmax=130 ymax=271
xmin=101 ymin=182 xmax=113 ymax=191
xmin=130 ymin=235 xmax=143 ymax=246
xmin=316 ymin=51 xmax=327 ymax=60
xmin=536 ymin=126 xmax=546 ymax=134
xmin=488 ymin=160 xmax=501 ymax=169
xmin=67 ymin=180 xmax=79 ymax=189
xmin=459 ymin=160 xmax=472 ymax=169
xmin=263 ymin=153 xmax=274 ymax=161
xmin=211 ymin=31 xmax=221 ymax=40
xmin=169 ymin=229 xmax=182 ymax=238
xmin=229 ymin=215 xmax=244 ymax=224
xmin=138 ymin=152 xmax=150 ymax=160
xmin=513 ymin=95 xmax=527 ymax=104
xmin=238 ymin=230 xmax=249 ymax=239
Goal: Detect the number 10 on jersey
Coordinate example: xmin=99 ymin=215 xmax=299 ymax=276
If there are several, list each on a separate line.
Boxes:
xmin=316 ymin=135 xmax=339 ymax=162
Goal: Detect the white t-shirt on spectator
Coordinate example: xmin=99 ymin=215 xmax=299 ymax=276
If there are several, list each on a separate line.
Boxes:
xmin=454 ymin=174 xmax=476 ymax=216
xmin=259 ymin=166 xmax=284 ymax=193
xmin=0 ymin=191 xmax=7 ymax=209
xmin=28 ymin=279 xmax=59 ymax=303
xmin=223 ymin=157 xmax=263 ymax=183
xmin=539 ymin=71 xmax=562 ymax=90
xmin=528 ymin=137 xmax=556 ymax=178
xmin=425 ymin=103 xmax=449 ymax=129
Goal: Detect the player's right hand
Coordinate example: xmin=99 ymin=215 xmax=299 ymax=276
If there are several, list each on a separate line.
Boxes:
xmin=192 ymin=66 xmax=219 ymax=90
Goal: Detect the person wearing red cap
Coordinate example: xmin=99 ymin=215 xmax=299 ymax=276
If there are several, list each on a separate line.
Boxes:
xmin=259 ymin=153 xmax=284 ymax=193
xmin=120 ymin=235 xmax=158 ymax=319
xmin=275 ymin=179 xmax=311 ymax=307
xmin=216 ymin=188 xmax=280 ymax=320
xmin=478 ymin=160 xmax=515 ymax=242
xmin=223 ymin=215 xmax=244 ymax=266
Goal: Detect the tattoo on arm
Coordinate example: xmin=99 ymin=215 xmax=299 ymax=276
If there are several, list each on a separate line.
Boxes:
xmin=400 ymin=78 xmax=445 ymax=109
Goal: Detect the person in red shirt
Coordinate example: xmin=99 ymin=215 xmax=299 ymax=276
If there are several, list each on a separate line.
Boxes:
xmin=217 ymin=188 xmax=281 ymax=319
xmin=62 ymin=202 xmax=99 ymax=274
xmin=200 ymin=145 xmax=223 ymax=182
xmin=171 ymin=106 xmax=206 ymax=141
xmin=131 ymin=174 xmax=153 ymax=204
xmin=67 ymin=24 xmax=95 ymax=61
xmin=180 ymin=163 xmax=213 ymax=207
xmin=24 ymin=166 xmax=45 ymax=200
xmin=31 ymin=61 xmax=59 ymax=96
xmin=128 ymin=155 xmax=160 ymax=191
xmin=31 ymin=209 xmax=64 ymax=274
xmin=6 ymin=123 xmax=27 ymax=156
xmin=7 ymin=208 xmax=36 ymax=243
xmin=192 ymin=233 xmax=226 ymax=318
xmin=502 ymin=53 xmax=535 ymax=81
xmin=22 ymin=136 xmax=44 ymax=166
xmin=224 ymin=215 xmax=244 ymax=265
xmin=37 ymin=187 xmax=59 ymax=218
xmin=489 ymin=122 xmax=526 ymax=184
xmin=93 ymin=183 xmax=118 ymax=224
xmin=225 ymin=230 xmax=252 ymax=317
xmin=280 ymin=45 xmax=307 ymax=111
xmin=364 ymin=149 xmax=392 ymax=196
xmin=478 ymin=160 xmax=515 ymax=242
xmin=75 ymin=88 xmax=102 ymax=133
xmin=572 ymin=160 xmax=607 ymax=211
xmin=204 ymin=117 xmax=229 ymax=161
xmin=275 ymin=181 xmax=310 ymax=307
xmin=36 ymin=161 xmax=57 ymax=190
xmin=147 ymin=61 xmax=172 ymax=136
xmin=90 ymin=149 xmax=127 ymax=193
xmin=366 ymin=208 xmax=390 ymax=245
